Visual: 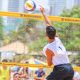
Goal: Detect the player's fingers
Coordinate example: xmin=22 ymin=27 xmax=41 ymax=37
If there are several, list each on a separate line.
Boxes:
xmin=40 ymin=7 xmax=44 ymax=13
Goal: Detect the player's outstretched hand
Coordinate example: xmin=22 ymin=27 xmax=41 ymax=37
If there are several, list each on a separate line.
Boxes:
xmin=40 ymin=6 xmax=45 ymax=14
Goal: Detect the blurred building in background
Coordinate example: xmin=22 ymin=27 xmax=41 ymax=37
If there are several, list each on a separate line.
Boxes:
xmin=19 ymin=0 xmax=26 ymax=12
xmin=0 ymin=0 xmax=80 ymax=28
xmin=48 ymin=0 xmax=80 ymax=16
xmin=7 ymin=0 xmax=20 ymax=30
xmin=48 ymin=0 xmax=66 ymax=16
xmin=66 ymin=0 xmax=75 ymax=9
xmin=74 ymin=0 xmax=80 ymax=6
xmin=0 ymin=0 xmax=26 ymax=31
xmin=0 ymin=0 xmax=2 ymax=10
xmin=66 ymin=0 xmax=80 ymax=9
xmin=8 ymin=0 xmax=19 ymax=12
xmin=7 ymin=0 xmax=26 ymax=31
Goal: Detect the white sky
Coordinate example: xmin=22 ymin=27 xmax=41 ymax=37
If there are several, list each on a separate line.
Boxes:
xmin=2 ymin=0 xmax=8 ymax=11
xmin=33 ymin=0 xmax=49 ymax=9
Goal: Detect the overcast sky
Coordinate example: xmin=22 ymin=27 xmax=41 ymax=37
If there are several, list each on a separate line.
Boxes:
xmin=33 ymin=0 xmax=49 ymax=9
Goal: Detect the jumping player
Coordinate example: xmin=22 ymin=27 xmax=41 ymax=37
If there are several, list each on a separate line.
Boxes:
xmin=40 ymin=7 xmax=74 ymax=80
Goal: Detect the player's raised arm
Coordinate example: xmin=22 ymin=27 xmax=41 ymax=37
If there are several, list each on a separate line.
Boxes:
xmin=40 ymin=7 xmax=51 ymax=26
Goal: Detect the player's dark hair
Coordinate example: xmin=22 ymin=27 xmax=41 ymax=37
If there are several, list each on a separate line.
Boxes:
xmin=46 ymin=26 xmax=56 ymax=39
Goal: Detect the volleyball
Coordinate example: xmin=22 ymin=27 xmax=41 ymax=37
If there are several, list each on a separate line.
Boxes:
xmin=24 ymin=0 xmax=36 ymax=11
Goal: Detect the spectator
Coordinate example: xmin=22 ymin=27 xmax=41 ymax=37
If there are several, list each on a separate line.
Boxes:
xmin=0 ymin=59 xmax=10 ymax=80
xmin=13 ymin=73 xmax=20 ymax=80
xmin=10 ymin=66 xmax=21 ymax=80
xmin=34 ymin=68 xmax=45 ymax=80
xmin=18 ymin=61 xmax=32 ymax=80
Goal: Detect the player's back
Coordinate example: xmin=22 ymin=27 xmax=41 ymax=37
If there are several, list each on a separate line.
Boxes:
xmin=43 ymin=37 xmax=69 ymax=66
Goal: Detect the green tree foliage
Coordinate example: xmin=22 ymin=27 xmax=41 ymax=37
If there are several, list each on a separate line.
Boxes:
xmin=6 ymin=19 xmax=41 ymax=45
xmin=0 ymin=17 xmax=4 ymax=39
xmin=53 ymin=6 xmax=80 ymax=51
xmin=28 ymin=31 xmax=47 ymax=52
xmin=0 ymin=17 xmax=4 ymax=46
xmin=18 ymin=19 xmax=41 ymax=43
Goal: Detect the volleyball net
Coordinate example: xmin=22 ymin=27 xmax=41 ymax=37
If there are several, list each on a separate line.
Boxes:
xmin=0 ymin=11 xmax=80 ymax=80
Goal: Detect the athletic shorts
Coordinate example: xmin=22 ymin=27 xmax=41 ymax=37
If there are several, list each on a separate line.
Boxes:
xmin=46 ymin=64 xmax=74 ymax=80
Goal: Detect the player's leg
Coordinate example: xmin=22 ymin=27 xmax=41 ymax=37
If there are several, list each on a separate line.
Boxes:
xmin=46 ymin=71 xmax=57 ymax=80
xmin=47 ymin=64 xmax=74 ymax=80
xmin=46 ymin=66 xmax=65 ymax=80
xmin=64 ymin=76 xmax=73 ymax=80
xmin=63 ymin=71 xmax=74 ymax=80
xmin=63 ymin=64 xmax=74 ymax=80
